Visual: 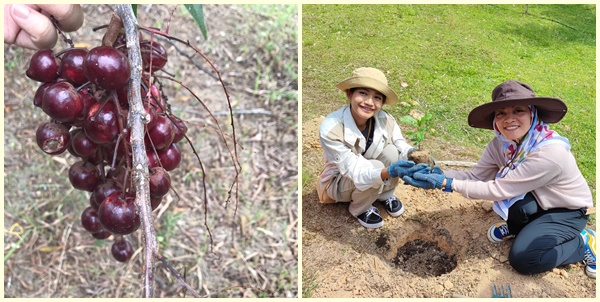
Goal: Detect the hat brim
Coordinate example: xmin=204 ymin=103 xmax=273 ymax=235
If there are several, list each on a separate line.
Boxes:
xmin=468 ymin=97 xmax=567 ymax=130
xmin=336 ymin=77 xmax=399 ymax=106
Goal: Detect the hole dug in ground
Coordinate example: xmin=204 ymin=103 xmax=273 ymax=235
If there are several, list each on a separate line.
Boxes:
xmin=376 ymin=222 xmax=458 ymax=278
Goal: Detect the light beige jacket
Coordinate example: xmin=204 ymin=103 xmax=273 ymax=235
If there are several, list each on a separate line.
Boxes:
xmin=318 ymin=105 xmax=413 ymax=192
xmin=446 ymin=137 xmax=593 ymax=211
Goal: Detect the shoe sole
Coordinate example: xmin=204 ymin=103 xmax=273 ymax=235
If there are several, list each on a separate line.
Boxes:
xmin=387 ymin=206 xmax=405 ymax=217
xmin=357 ymin=219 xmax=383 ymax=229
xmin=487 ymin=224 xmax=506 ymax=243
xmin=585 ymin=266 xmax=596 ymax=279
xmin=583 ymin=228 xmax=596 ymax=278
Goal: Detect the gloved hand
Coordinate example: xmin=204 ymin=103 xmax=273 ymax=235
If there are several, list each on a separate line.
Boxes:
xmin=388 ymin=161 xmax=431 ymax=178
xmin=402 ymin=172 xmax=446 ymax=189
xmin=387 ymin=160 xmax=415 ymax=178
xmin=431 ymin=165 xmax=443 ymax=175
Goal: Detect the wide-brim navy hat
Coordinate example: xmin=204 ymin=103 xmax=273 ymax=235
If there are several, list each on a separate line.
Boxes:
xmin=468 ymin=80 xmax=567 ymax=130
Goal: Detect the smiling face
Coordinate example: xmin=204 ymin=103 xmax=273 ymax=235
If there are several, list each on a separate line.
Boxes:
xmin=494 ymin=105 xmax=532 ymax=142
xmin=347 ymin=87 xmax=385 ymax=128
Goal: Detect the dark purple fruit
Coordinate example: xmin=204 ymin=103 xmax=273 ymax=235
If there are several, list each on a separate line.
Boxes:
xmin=41 ymin=82 xmax=84 ymax=123
xmin=33 ymin=82 xmax=53 ymax=108
xmin=68 ymin=160 xmax=102 ymax=192
xmin=146 ymin=149 xmax=160 ymax=169
xmin=157 ymin=143 xmax=181 ymax=171
xmin=149 ymin=167 xmax=170 ymax=198
xmin=92 ymin=180 xmax=122 ymax=209
xmin=71 ymin=89 xmax=98 ymax=127
xmin=81 ymin=206 xmax=103 ymax=233
xmin=26 ymin=49 xmax=60 ymax=82
xmin=98 ymin=192 xmax=140 ymax=235
xmin=83 ymin=46 xmax=130 ymax=90
xmin=171 ymin=116 xmax=187 ymax=143
xmin=145 ymin=114 xmax=174 ymax=151
xmin=83 ymin=101 xmax=119 ymax=144
xmin=107 ymin=166 xmax=131 ymax=192
xmin=141 ymin=41 xmax=168 ymax=72
xmin=71 ymin=129 xmax=99 ymax=160
xmin=58 ymin=48 xmax=88 ymax=85
xmin=111 ymin=237 xmax=134 ymax=262
xmin=35 ymin=122 xmax=71 ymax=155
xmin=101 ymin=140 xmax=130 ymax=166
xmin=91 ymin=228 xmax=111 ymax=239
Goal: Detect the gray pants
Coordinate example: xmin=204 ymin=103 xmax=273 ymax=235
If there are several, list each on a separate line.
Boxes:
xmin=327 ymin=144 xmax=400 ymax=216
xmin=507 ymin=192 xmax=589 ymax=275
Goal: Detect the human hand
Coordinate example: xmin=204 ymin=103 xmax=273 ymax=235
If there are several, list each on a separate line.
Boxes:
xmin=402 ymin=172 xmax=445 ymax=189
xmin=4 ymin=4 xmax=84 ymax=50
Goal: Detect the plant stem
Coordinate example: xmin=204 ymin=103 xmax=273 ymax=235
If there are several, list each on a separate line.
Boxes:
xmin=115 ymin=5 xmax=157 ymax=298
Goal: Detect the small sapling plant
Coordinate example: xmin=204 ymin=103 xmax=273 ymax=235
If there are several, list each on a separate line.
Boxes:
xmin=399 ymin=110 xmax=435 ymax=168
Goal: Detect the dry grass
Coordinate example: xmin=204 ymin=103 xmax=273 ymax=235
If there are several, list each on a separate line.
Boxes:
xmin=3 ymin=4 xmax=297 ymax=298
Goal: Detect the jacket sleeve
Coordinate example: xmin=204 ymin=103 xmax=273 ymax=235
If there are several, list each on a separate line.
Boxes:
xmin=451 ymin=145 xmax=563 ymax=201
xmin=320 ymin=120 xmax=383 ymax=191
xmin=388 ymin=113 xmax=414 ymax=159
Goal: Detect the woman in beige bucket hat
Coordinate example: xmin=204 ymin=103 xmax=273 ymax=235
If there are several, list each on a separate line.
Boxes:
xmin=317 ymin=67 xmax=431 ymax=229
xmin=403 ymin=80 xmax=595 ymax=278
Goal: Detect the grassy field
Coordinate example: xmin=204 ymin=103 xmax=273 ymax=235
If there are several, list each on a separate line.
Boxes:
xmin=302 ymin=4 xmax=595 ymax=205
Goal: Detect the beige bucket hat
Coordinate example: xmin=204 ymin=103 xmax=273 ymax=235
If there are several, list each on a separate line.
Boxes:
xmin=336 ymin=67 xmax=399 ymax=106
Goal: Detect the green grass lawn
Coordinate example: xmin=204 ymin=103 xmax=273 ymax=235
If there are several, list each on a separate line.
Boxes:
xmin=302 ymin=4 xmax=596 ymax=205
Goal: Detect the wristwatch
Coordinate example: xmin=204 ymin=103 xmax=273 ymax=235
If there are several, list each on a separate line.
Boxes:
xmin=442 ymin=178 xmax=453 ymax=192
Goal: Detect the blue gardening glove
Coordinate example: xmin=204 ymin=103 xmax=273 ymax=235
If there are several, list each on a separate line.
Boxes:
xmin=431 ymin=165 xmax=443 ymax=175
xmin=402 ymin=172 xmax=446 ymax=190
xmin=387 ymin=160 xmax=415 ymax=178
xmin=388 ymin=161 xmax=431 ymax=178
xmin=408 ymin=163 xmax=431 ymax=177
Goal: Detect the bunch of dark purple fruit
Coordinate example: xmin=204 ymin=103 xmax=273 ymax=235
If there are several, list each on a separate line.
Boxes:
xmin=27 ymin=34 xmax=187 ymax=262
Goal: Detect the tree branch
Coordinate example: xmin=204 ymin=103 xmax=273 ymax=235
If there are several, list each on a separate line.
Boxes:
xmin=115 ymin=5 xmax=157 ymax=298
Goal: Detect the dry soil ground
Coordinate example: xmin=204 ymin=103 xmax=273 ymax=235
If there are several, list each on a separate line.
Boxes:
xmin=4 ymin=4 xmax=297 ymax=298
xmin=302 ymin=116 xmax=596 ymax=298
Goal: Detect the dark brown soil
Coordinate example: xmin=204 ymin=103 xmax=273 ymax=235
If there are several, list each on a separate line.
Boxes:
xmin=409 ymin=149 xmax=434 ymax=168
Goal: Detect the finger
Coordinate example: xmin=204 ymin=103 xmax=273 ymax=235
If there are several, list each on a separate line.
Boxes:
xmin=409 ymin=163 xmax=429 ymax=173
xmin=413 ymin=172 xmax=429 ymax=181
xmin=402 ymin=176 xmax=418 ymax=186
xmin=398 ymin=161 xmax=416 ymax=169
xmin=37 ymin=4 xmax=84 ymax=32
xmin=10 ymin=4 xmax=58 ymax=49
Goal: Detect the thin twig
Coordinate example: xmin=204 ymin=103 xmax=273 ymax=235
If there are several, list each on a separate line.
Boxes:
xmin=156 ymin=253 xmax=201 ymax=297
xmin=115 ymin=5 xmax=156 ymax=298
xmin=138 ymin=25 xmax=242 ymax=216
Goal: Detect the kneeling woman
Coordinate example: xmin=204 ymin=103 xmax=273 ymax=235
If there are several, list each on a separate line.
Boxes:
xmin=404 ymin=80 xmax=595 ymax=278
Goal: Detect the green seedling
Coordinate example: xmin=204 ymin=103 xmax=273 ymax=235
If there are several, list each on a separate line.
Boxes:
xmin=399 ymin=112 xmax=433 ymax=150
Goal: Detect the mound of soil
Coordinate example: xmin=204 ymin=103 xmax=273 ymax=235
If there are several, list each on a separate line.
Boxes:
xmin=302 ymin=116 xmax=596 ymax=298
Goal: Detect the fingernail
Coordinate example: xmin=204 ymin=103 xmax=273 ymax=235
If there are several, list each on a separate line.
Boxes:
xmin=12 ymin=4 xmax=31 ymax=20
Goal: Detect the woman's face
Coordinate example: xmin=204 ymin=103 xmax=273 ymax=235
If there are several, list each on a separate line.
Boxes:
xmin=494 ymin=105 xmax=532 ymax=142
xmin=347 ymin=87 xmax=384 ymax=126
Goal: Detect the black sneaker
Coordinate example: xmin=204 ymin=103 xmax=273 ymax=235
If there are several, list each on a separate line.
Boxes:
xmin=382 ymin=196 xmax=405 ymax=217
xmin=355 ymin=206 xmax=383 ymax=229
